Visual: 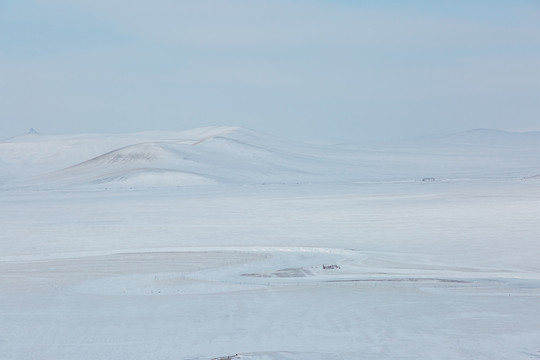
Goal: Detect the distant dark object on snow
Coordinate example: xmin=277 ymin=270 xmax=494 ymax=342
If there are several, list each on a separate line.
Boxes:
xmin=323 ymin=264 xmax=340 ymax=270
xmin=28 ymin=128 xmax=39 ymax=135
xmin=422 ymin=177 xmax=436 ymax=182
xmin=211 ymin=355 xmax=239 ymax=360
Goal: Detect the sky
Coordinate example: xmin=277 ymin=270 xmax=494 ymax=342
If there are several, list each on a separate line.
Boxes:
xmin=1 ymin=0 xmax=539 ymax=143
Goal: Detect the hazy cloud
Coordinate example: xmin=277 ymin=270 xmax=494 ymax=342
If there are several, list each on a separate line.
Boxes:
xmin=1 ymin=0 xmax=539 ymax=142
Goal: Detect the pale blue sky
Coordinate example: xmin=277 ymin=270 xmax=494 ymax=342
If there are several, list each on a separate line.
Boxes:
xmin=1 ymin=0 xmax=539 ymax=142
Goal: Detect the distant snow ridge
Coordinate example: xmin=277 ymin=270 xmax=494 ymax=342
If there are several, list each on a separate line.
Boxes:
xmin=44 ymin=126 xmax=327 ymax=187
xmin=430 ymin=128 xmax=540 ymax=147
xmin=2 ymin=126 xmax=540 ymax=188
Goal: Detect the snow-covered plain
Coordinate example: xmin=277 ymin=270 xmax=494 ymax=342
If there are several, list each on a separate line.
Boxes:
xmin=1 ymin=127 xmax=539 ymax=359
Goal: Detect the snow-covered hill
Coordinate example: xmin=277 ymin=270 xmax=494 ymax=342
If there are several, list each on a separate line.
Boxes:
xmin=45 ymin=127 xmax=326 ymax=186
xmin=1 ymin=126 xmax=539 ymax=188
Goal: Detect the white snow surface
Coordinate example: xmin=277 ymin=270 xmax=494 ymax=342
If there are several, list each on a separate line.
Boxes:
xmin=1 ymin=127 xmax=540 ymax=359
xmin=2 ymin=126 xmax=539 ymax=187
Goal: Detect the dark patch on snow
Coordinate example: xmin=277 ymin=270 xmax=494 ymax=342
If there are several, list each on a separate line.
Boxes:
xmin=211 ymin=355 xmax=239 ymax=360
xmin=322 ymin=264 xmax=340 ymax=270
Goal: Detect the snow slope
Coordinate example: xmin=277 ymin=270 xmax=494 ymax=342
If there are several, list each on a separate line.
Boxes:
xmin=1 ymin=126 xmax=334 ymax=187
xmin=45 ymin=127 xmax=330 ymax=186
xmin=0 ymin=126 xmax=237 ymax=179
xmin=1 ymin=180 xmax=540 ymax=360
xmin=2 ymin=127 xmax=539 ymax=188
xmin=1 ymin=127 xmax=540 ymax=359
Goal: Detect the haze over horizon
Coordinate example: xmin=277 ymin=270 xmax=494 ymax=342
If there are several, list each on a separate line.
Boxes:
xmin=1 ymin=0 xmax=539 ymax=143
